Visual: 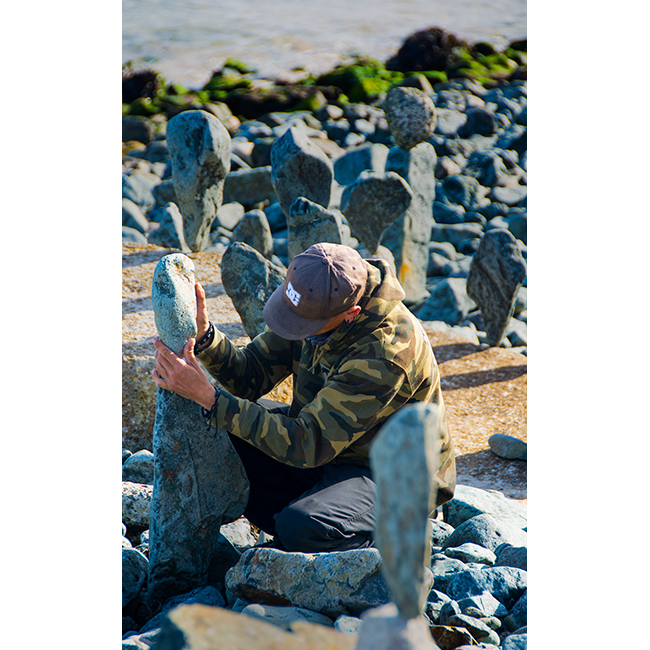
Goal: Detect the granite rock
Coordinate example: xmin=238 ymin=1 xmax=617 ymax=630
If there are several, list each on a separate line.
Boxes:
xmin=383 ymin=86 xmax=438 ymax=150
xmin=340 ymin=171 xmax=414 ymax=254
xmin=122 ymin=449 xmax=155 ymax=484
xmin=441 ymin=513 xmax=527 ymax=554
xmin=167 ymin=110 xmax=231 ymax=252
xmin=220 ymin=241 xmax=287 ymax=339
xmin=442 ymin=485 xmax=527 ymax=529
xmin=231 ymin=209 xmax=274 ymax=260
xmin=416 ymin=278 xmax=476 ymax=325
xmin=466 ymin=228 xmax=527 ymax=346
xmin=270 ymin=127 xmax=333 ymax=218
xmin=122 ymin=481 xmax=153 ymax=528
xmin=333 ymin=143 xmax=389 ymax=186
xmin=123 ymin=547 xmax=149 ymax=607
xmin=223 ymin=165 xmax=277 ymax=207
xmin=446 ymin=566 xmax=527 ymax=609
xmin=287 ymin=197 xmax=345 ymax=260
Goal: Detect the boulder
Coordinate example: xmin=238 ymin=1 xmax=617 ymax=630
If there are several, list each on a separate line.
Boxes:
xmin=446 ymin=566 xmax=527 ymax=610
xmin=122 ymin=449 xmax=155 ymax=484
xmin=231 ymin=209 xmax=274 ymax=260
xmin=123 ymin=547 xmax=149 ymax=607
xmin=167 ymin=110 xmax=231 ymax=252
xmin=443 ymin=543 xmax=496 ymax=566
xmin=441 ymin=513 xmax=527 ymax=553
xmin=416 ymin=278 xmax=476 ymax=325
xmin=123 ymin=170 xmax=160 ymax=214
xmin=147 ymin=202 xmax=189 ymax=251
xmin=287 ymin=197 xmax=345 ymax=260
xmin=122 ymin=481 xmax=153 ymax=528
xmin=333 ymin=143 xmax=389 ymax=186
xmin=442 ymin=485 xmax=527 ymax=529
xmin=383 ymin=86 xmax=438 ymax=150
xmin=223 ymin=165 xmax=277 ymax=207
xmin=488 ymin=433 xmax=527 ymax=460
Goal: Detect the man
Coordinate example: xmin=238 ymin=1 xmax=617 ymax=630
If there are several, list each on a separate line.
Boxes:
xmin=152 ymin=242 xmax=455 ymax=552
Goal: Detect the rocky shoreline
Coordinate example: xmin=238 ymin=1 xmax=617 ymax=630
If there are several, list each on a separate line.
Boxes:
xmin=122 ymin=27 xmax=527 ymax=650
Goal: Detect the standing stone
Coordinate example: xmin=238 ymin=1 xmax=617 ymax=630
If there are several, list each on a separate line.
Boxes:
xmin=356 ymin=403 xmax=443 ymax=650
xmin=339 ymin=171 xmax=414 ymax=255
xmin=466 ymin=229 xmax=527 ymax=346
xmin=333 ymin=142 xmax=390 ymax=186
xmin=148 ymin=254 xmax=249 ymax=605
xmin=287 ymin=197 xmax=345 ymax=260
xmin=383 ymin=86 xmax=438 ymax=151
xmin=270 ymin=127 xmax=333 ymax=219
xmin=167 ymin=110 xmax=231 ymax=252
xmin=383 ymin=142 xmax=437 ymax=305
xmin=231 ymin=209 xmax=274 ymax=260
xmin=220 ymin=242 xmax=287 ymax=339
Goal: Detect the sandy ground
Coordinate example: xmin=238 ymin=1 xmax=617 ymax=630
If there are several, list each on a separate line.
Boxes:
xmin=123 ymin=243 xmax=526 ymax=503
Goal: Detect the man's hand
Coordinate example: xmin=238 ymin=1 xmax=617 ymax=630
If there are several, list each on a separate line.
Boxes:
xmin=196 ymin=283 xmax=210 ymax=341
xmin=152 ymin=337 xmax=217 ymax=410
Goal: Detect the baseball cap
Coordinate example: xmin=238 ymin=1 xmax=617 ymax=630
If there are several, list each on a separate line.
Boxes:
xmin=263 ymin=243 xmax=368 ymax=340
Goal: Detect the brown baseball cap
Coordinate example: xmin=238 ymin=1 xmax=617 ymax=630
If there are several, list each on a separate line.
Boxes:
xmin=263 ymin=243 xmax=369 ymax=340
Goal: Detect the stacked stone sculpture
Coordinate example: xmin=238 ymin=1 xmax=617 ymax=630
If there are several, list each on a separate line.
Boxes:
xmin=287 ymin=197 xmax=345 ymax=260
xmin=166 ymin=110 xmax=231 ymax=252
xmin=466 ymin=229 xmax=527 ymax=346
xmin=356 ymin=402 xmax=443 ymax=649
xmin=147 ymin=253 xmax=249 ymax=605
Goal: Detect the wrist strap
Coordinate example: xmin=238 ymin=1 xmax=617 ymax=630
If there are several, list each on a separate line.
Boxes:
xmin=202 ymin=385 xmax=221 ymax=433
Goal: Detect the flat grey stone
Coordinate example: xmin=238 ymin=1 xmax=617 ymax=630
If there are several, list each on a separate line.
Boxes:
xmin=241 ymin=603 xmax=334 ymax=631
xmin=444 ymin=543 xmax=496 ymax=565
xmin=457 ymin=592 xmax=508 ymax=618
xmin=416 ymin=278 xmax=476 ymax=325
xmin=466 ymin=228 xmax=526 ymax=346
xmin=148 ymin=254 xmax=249 ymax=605
xmin=384 ymin=86 xmax=437 ymax=150
xmin=220 ymin=241 xmax=286 ymax=339
xmin=122 ymin=449 xmax=155 ymax=484
xmin=383 ymin=142 xmax=437 ymax=304
xmin=431 ymin=223 xmax=484 ymax=248
xmin=446 ymin=566 xmax=527 ymax=610
xmin=122 ymin=547 xmax=149 ymax=607
xmin=167 ymin=109 xmax=231 ymax=252
xmin=270 ymin=126 xmax=333 ymax=218
xmin=442 ymin=485 xmax=527 ymax=529
xmin=333 ymin=143 xmax=389 ymax=186
xmin=370 ymin=402 xmax=442 ymax=619
xmin=356 ymin=603 xmax=438 ymax=650
xmin=488 ymin=433 xmax=527 ymax=460
xmin=231 ymin=209 xmax=274 ymax=260
xmin=442 ymin=513 xmax=527 ymax=554
xmin=287 ymin=197 xmax=345 ymax=260
xmin=340 ymin=171 xmax=413 ymax=254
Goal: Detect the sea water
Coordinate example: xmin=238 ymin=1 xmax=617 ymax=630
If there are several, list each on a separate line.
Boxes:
xmin=123 ymin=0 xmax=526 ymax=88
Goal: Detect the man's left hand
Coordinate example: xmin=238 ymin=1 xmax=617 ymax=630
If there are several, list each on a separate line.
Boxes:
xmin=152 ymin=338 xmax=217 ymax=410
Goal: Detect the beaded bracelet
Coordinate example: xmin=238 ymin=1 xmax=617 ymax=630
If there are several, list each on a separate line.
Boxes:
xmin=194 ymin=321 xmax=215 ymax=354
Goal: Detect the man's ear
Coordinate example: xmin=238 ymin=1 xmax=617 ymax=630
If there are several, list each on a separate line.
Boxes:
xmin=345 ymin=305 xmax=362 ymax=322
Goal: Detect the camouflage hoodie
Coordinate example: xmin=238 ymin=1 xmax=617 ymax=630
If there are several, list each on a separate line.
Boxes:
xmin=198 ymin=258 xmax=456 ymax=507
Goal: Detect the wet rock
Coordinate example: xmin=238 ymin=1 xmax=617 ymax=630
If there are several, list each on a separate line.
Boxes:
xmin=270 ymin=127 xmax=333 ymax=218
xmin=220 ymin=242 xmax=287 ymax=339
xmin=287 ymin=197 xmax=345 ymax=260
xmin=167 ymin=110 xmax=231 ymax=252
xmin=340 ymin=171 xmax=414 ymax=254
xmin=466 ymin=228 xmax=527 ymax=346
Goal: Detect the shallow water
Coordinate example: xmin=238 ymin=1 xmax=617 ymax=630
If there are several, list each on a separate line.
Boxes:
xmin=123 ymin=0 xmax=526 ymax=88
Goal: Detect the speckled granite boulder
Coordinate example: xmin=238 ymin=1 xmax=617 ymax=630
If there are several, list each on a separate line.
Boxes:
xmin=122 ymin=481 xmax=153 ymax=528
xmin=383 ymin=86 xmax=438 ymax=150
xmin=167 ymin=110 xmax=231 ymax=252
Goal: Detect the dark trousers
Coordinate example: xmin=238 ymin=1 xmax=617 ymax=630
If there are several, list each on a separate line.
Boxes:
xmin=228 ymin=434 xmax=376 ymax=553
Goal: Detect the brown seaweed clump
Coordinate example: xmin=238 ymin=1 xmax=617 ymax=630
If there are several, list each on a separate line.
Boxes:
xmin=386 ymin=27 xmax=469 ymax=73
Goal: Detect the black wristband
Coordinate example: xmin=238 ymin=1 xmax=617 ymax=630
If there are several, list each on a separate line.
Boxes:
xmin=202 ymin=385 xmax=221 ymax=420
xmin=194 ymin=322 xmax=215 ymax=354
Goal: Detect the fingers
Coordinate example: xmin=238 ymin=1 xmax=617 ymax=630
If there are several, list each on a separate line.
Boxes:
xmin=195 ymin=283 xmax=210 ymax=338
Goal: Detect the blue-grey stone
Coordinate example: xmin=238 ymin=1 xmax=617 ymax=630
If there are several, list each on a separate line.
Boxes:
xmin=458 ymin=108 xmax=499 ymax=138
xmin=122 ymin=170 xmax=159 ymax=214
xmin=464 ymin=149 xmax=515 ymax=187
xmin=415 ymin=278 xmax=476 ymax=325
xmin=123 ymin=198 xmax=149 ymax=234
xmin=427 ymin=252 xmax=454 ymax=277
xmin=167 ymin=109 xmax=231 ymax=252
xmin=485 ymin=216 xmax=510 ymax=231
xmin=333 ymin=143 xmax=389 ymax=186
xmin=123 ymin=116 xmax=155 ymax=145
xmin=220 ymin=241 xmax=286 ymax=339
xmin=490 ymin=183 xmax=527 ymax=206
xmin=143 ymin=140 xmax=170 ymax=164
xmin=340 ymin=171 xmax=414 ymax=255
xmin=504 ymin=590 xmax=527 ymax=631
xmin=123 ymin=226 xmax=148 ymax=245
xmin=433 ymin=201 xmax=465 ymax=224
xmin=508 ymin=212 xmax=527 ymax=245
xmin=496 ymin=124 xmax=527 ymax=156
xmin=431 ymin=553 xmax=468 ymax=592
xmin=429 ymin=242 xmax=457 ymax=260
xmin=457 ymin=592 xmax=508 ymax=618
xmin=446 ymin=614 xmax=500 ymax=645
xmin=270 ymin=126 xmax=333 ymax=218
xmin=123 ymin=547 xmax=149 ymax=607
xmin=213 ymin=202 xmax=245 ymax=232
xmin=444 ymin=543 xmax=496 ymax=565
xmin=442 ymin=513 xmax=527 ymax=554
xmin=507 ymin=317 xmax=527 ymax=348
xmin=383 ymin=142 xmax=437 ymax=304
xmin=442 ymin=485 xmax=527 ymax=530
xmin=370 ymin=403 xmax=442 ymax=619
xmin=434 ymin=108 xmax=467 ymax=136
xmin=489 ymin=433 xmax=527 ymax=461
xmin=223 ymin=165 xmax=277 ymax=208
xmin=431 ymin=223 xmax=484 ymax=248
xmin=446 ymin=566 xmax=527 ymax=610
xmin=496 ymin=545 xmax=527 ymax=571
xmin=503 ymin=632 xmax=527 ymax=650
xmin=425 ymin=589 xmax=451 ymax=623
xmin=152 ymin=180 xmax=177 ymax=209
xmin=242 ymin=603 xmax=334 ymax=631
xmin=287 ymin=197 xmax=345 ymax=260
xmin=430 ymin=519 xmax=455 ymax=547
xmin=122 ymin=449 xmax=155 ymax=484
xmin=455 ymin=239 xmax=480 ymax=256
xmin=334 ymin=614 xmax=362 ymax=635
xmin=264 ymin=201 xmax=287 ymax=233
xmin=122 ymin=481 xmax=153 ymax=528
xmin=148 ymin=254 xmax=249 ymax=605
xmin=231 ymin=209 xmax=274 ymax=260
xmin=441 ymin=174 xmax=490 ymax=211
xmin=437 ymin=599 xmax=462 ymax=625
xmin=147 ymin=203 xmax=188 ymax=251
xmin=463 ymin=211 xmax=487 ymax=227
xmin=466 ymin=228 xmax=527 ymax=346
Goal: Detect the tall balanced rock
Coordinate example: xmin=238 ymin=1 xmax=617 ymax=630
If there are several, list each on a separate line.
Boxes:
xmin=148 ymin=254 xmax=249 ymax=605
xmin=270 ymin=127 xmax=333 ymax=219
xmin=340 ymin=171 xmax=414 ymax=255
xmin=466 ymin=229 xmax=527 ymax=346
xmin=287 ymin=197 xmax=345 ymax=260
xmin=383 ymin=142 xmax=437 ymax=305
xmin=357 ymin=402 xmax=443 ymax=649
xmin=167 ymin=110 xmax=231 ymax=252
xmin=221 ymin=242 xmax=287 ymax=339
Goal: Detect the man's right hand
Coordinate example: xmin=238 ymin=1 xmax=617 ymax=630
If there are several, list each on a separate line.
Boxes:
xmin=196 ymin=282 xmax=210 ymax=341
